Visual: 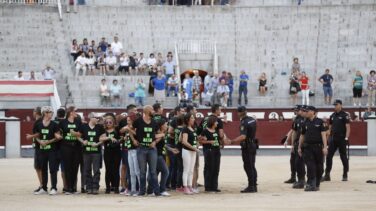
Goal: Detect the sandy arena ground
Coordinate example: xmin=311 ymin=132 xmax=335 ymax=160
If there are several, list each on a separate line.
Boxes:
xmin=0 ymin=156 xmax=375 ymax=211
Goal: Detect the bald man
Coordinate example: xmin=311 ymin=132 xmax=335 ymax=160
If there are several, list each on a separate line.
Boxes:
xmin=132 ymin=105 xmax=164 ymax=196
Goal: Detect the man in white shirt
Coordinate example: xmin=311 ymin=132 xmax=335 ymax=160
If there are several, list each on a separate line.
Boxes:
xmin=110 ymin=79 xmax=122 ymax=107
xmin=105 ymin=51 xmax=118 ymax=73
xmin=147 ymin=53 xmax=157 ymax=68
xmin=111 ymin=36 xmax=123 ymax=57
xmin=167 ymin=74 xmax=180 ymax=97
xmin=162 ymin=56 xmax=176 ymax=79
xmin=216 ymin=79 xmax=230 ymax=107
xmin=42 ymin=65 xmax=56 ymax=80
xmin=204 ymin=72 xmax=212 ymax=93
xmin=137 ymin=52 xmax=147 ymax=74
xmin=14 ymin=71 xmax=25 ymax=80
xmin=75 ymin=52 xmax=87 ymax=77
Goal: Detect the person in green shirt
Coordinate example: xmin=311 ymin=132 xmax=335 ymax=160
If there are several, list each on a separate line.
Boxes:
xmin=353 ymin=70 xmax=364 ymax=106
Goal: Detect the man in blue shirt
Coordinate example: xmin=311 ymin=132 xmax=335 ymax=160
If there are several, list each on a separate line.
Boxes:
xmin=238 ymin=70 xmax=249 ymax=106
xmin=319 ymin=69 xmax=334 ymax=105
xmin=152 ymin=71 xmax=167 ymax=103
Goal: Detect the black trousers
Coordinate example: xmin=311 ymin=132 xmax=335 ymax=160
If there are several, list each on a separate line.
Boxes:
xmin=294 ymin=143 xmax=306 ymax=181
xmin=289 ymin=152 xmax=297 ymax=179
xmin=61 ymin=144 xmax=82 ymax=192
xmin=39 ymin=150 xmax=59 ymax=190
xmin=174 ymin=151 xmax=183 ymax=188
xmin=303 ymin=144 xmax=323 ymax=188
xmin=325 ymin=137 xmax=349 ymax=175
xmin=241 ymin=144 xmax=257 ymax=187
xmin=203 ymin=148 xmax=221 ymax=190
xmin=104 ymin=148 xmax=121 ymax=190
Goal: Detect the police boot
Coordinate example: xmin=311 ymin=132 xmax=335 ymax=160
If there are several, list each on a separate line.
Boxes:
xmin=284 ymin=175 xmax=296 ymax=184
xmin=304 ymin=178 xmax=318 ymax=192
xmin=240 ymin=186 xmax=256 ymax=193
xmin=342 ymin=173 xmax=348 ymax=182
xmin=292 ymin=179 xmax=305 ymax=189
xmin=321 ymin=174 xmax=331 ymax=182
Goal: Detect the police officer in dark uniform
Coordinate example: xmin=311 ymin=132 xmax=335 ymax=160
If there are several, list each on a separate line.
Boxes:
xmin=231 ymin=106 xmax=258 ymax=193
xmin=291 ymin=105 xmax=306 ymax=189
xmin=322 ymin=99 xmax=351 ymax=182
xmin=298 ymin=106 xmax=328 ymax=191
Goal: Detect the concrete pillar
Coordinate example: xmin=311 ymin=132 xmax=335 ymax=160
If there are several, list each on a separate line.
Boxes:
xmin=367 ymin=119 xmax=376 ymax=156
xmin=1 ymin=117 xmax=21 ymax=158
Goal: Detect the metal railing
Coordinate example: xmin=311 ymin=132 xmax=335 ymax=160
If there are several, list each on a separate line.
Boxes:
xmin=176 ymin=40 xmax=216 ymax=54
xmin=0 ymin=0 xmax=62 ymax=20
xmin=0 ymin=0 xmax=58 ymax=4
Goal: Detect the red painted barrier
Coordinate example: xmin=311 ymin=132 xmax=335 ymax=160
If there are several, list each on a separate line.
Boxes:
xmin=0 ymin=122 xmax=5 ymax=147
xmin=20 ymin=122 xmax=34 ymax=146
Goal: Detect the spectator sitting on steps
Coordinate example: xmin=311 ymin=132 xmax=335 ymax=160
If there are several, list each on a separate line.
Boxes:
xmin=14 ymin=71 xmax=25 ymax=80
xmin=42 ymin=64 xmax=56 ymax=80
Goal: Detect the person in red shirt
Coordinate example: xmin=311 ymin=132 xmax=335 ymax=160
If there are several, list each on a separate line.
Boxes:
xmin=300 ymin=72 xmax=310 ymax=105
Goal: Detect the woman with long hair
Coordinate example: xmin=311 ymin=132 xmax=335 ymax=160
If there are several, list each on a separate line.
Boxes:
xmin=59 ymin=106 xmax=82 ymax=194
xmin=181 ymin=113 xmax=200 ymax=195
xmin=258 ymin=72 xmax=267 ymax=96
xmin=99 ymin=114 xmax=122 ymax=194
xmin=200 ymin=115 xmax=221 ymax=192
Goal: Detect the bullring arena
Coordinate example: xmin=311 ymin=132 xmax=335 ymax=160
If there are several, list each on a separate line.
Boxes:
xmin=1 ymin=0 xmax=376 ymax=210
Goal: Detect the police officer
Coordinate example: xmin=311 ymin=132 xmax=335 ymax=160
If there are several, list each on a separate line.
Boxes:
xmin=231 ymin=106 xmax=258 ymax=193
xmin=322 ymin=99 xmax=351 ymax=182
xmin=298 ymin=106 xmax=328 ymax=191
xmin=291 ymin=105 xmax=306 ymax=189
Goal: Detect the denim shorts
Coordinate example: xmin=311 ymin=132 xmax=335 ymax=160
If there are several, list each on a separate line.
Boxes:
xmin=323 ymin=86 xmax=333 ymax=97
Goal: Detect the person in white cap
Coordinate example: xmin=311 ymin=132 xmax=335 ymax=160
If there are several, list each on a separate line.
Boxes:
xmin=33 ymin=106 xmax=62 ymax=195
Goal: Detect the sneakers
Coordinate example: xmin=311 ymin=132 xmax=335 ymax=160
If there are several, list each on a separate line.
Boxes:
xmin=120 ymin=188 xmax=126 ymax=195
xmin=321 ymin=174 xmax=331 ymax=182
xmin=34 ymin=188 xmax=47 ymax=195
xmin=92 ymin=189 xmax=99 ymax=195
xmin=131 ymin=192 xmax=139 ymax=197
xmin=105 ymin=189 xmax=111 ymax=194
xmin=342 ymin=174 xmax=348 ymax=182
xmin=176 ymin=187 xmax=185 ymax=193
xmin=184 ymin=187 xmax=193 ymax=195
xmin=191 ymin=188 xmax=200 ymax=194
xmin=160 ymin=191 xmax=170 ymax=197
xmin=49 ymin=188 xmax=58 ymax=195
xmin=33 ymin=186 xmax=42 ymax=193
xmin=284 ymin=177 xmax=296 ymax=184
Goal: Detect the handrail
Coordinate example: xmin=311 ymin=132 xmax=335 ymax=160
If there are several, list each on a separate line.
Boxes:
xmin=57 ymin=0 xmax=62 ymax=20
xmin=174 ymin=42 xmax=181 ymax=103
xmin=176 ymin=40 xmax=215 ymax=54
xmin=0 ymin=0 xmax=58 ymax=4
xmin=213 ymin=41 xmax=218 ymax=74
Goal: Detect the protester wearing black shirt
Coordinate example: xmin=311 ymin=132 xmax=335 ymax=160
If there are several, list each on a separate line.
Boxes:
xmin=166 ymin=106 xmax=185 ymax=190
xmin=122 ymin=114 xmax=140 ymax=196
xmin=58 ymin=107 xmax=83 ymax=194
xmin=34 ymin=106 xmax=62 ymax=195
xmin=298 ymin=106 xmax=328 ymax=192
xmin=26 ymin=107 xmax=43 ymax=193
xmin=322 ymin=99 xmax=351 ymax=182
xmin=181 ymin=113 xmax=200 ymax=194
xmin=200 ymin=115 xmax=221 ymax=192
xmin=79 ymin=112 xmax=104 ymax=195
xmin=132 ymin=105 xmax=163 ymax=196
xmin=148 ymin=119 xmax=170 ymax=196
xmin=99 ymin=114 xmax=121 ymax=194
xmin=118 ymin=104 xmax=139 ymax=195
